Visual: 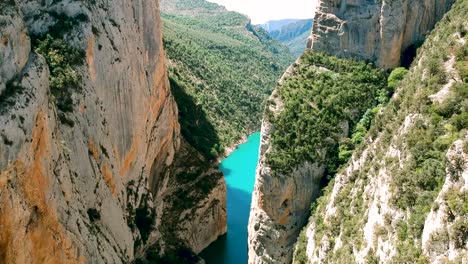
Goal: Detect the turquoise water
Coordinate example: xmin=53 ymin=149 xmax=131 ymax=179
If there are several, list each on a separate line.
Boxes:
xmin=200 ymin=132 xmax=261 ymax=264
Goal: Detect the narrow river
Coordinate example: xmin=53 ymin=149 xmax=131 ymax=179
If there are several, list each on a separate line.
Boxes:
xmin=200 ymin=132 xmax=261 ymax=264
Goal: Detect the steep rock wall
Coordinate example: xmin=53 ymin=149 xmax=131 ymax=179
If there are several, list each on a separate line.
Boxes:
xmin=247 ymin=71 xmax=327 ymax=264
xmin=0 ymin=0 xmax=225 ymax=263
xmin=249 ymin=0 xmax=463 ymax=263
xmin=309 ymin=0 xmax=455 ymax=68
xmin=299 ymin=1 xmax=467 ymax=263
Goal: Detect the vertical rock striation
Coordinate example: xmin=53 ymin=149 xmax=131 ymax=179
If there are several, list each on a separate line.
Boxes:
xmin=0 ymin=0 xmax=225 ymax=263
xmin=309 ymin=0 xmax=455 ymax=68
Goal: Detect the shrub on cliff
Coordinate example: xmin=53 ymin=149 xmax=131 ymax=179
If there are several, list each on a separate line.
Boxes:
xmin=35 ymin=34 xmax=85 ymax=113
xmin=388 ymin=67 xmax=409 ymax=92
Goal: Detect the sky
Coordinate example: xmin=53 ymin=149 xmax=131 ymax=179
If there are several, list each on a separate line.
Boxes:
xmin=206 ymin=0 xmax=317 ymax=24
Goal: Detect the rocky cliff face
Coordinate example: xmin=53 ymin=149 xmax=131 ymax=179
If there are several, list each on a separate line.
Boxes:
xmin=298 ymin=2 xmax=468 ymax=260
xmin=248 ymin=85 xmax=327 ymax=264
xmin=309 ymin=0 xmax=455 ymax=68
xmin=249 ymin=0 xmax=465 ymax=264
xmin=0 ymin=0 xmax=225 ymax=263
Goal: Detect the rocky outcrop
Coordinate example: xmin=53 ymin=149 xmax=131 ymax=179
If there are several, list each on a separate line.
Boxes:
xmin=248 ymin=68 xmax=328 ymax=264
xmin=248 ymin=116 xmax=325 ymax=264
xmin=298 ymin=1 xmax=467 ymax=262
xmin=309 ymin=0 xmax=455 ymax=68
xmin=0 ymin=0 xmax=225 ymax=263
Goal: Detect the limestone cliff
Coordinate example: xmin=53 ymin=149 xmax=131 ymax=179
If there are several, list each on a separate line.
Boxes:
xmin=309 ymin=0 xmax=455 ymax=68
xmin=248 ymin=74 xmax=328 ymax=264
xmin=0 ymin=0 xmax=225 ymax=263
xmin=298 ymin=1 xmax=467 ymax=261
xmin=249 ymin=0 xmax=465 ymax=263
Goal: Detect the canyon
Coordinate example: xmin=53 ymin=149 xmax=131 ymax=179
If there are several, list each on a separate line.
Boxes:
xmin=0 ymin=0 xmax=466 ymax=263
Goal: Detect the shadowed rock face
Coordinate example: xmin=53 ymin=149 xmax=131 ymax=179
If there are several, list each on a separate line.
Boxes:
xmin=309 ymin=0 xmax=455 ymax=68
xmin=0 ymin=0 xmax=225 ymax=263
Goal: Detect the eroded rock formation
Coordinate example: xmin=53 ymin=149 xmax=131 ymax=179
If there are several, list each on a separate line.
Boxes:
xmin=309 ymin=0 xmax=455 ymax=68
xmin=0 ymin=0 xmax=225 ymax=262
xmin=248 ymin=1 xmax=462 ymax=263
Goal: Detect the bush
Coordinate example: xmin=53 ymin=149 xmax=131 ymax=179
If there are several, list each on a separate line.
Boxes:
xmin=388 ymin=67 xmax=409 ymax=92
xmin=451 ymin=219 xmax=468 ymax=249
xmin=34 ymin=34 xmax=84 ymax=114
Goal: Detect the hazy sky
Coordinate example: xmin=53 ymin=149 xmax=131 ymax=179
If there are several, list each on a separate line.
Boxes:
xmin=207 ymin=0 xmax=317 ymax=24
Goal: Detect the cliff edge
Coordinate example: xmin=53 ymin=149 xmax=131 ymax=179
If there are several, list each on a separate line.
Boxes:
xmin=0 ymin=0 xmax=225 ymax=262
xmin=248 ymin=0 xmax=464 ymax=263
xmin=309 ymin=0 xmax=455 ymax=68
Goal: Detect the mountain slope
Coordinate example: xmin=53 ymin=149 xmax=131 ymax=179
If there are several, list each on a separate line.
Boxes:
xmin=296 ymin=1 xmax=467 ymax=262
xmin=160 ymin=0 xmax=294 ymax=159
xmin=247 ymin=0 xmax=466 ymax=263
xmin=281 ymin=29 xmax=312 ymax=58
xmin=260 ymin=19 xmax=313 ymax=57
xmin=259 ymin=19 xmax=302 ymax=32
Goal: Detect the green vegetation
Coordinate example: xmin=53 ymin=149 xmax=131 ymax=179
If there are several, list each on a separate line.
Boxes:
xmin=161 ymin=0 xmax=293 ymax=159
xmin=35 ymin=35 xmax=85 ymax=113
xmin=293 ymin=226 xmax=309 ymax=264
xmin=294 ymin=0 xmax=467 ymax=262
xmin=266 ymin=51 xmax=388 ymax=175
xmin=387 ymin=2 xmax=467 ymax=258
xmin=1 ymin=10 xmax=86 ymax=115
xmin=387 ymin=67 xmax=409 ymax=92
xmin=30 ymin=11 xmax=86 ymax=124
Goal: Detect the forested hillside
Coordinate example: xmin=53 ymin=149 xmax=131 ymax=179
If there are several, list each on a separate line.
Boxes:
xmin=265 ymin=52 xmax=389 ymax=176
xmin=160 ymin=0 xmax=293 ymax=159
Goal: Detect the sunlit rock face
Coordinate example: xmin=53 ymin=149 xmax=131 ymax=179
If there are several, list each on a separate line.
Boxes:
xmin=0 ymin=0 xmax=225 ymax=262
xmin=247 ymin=70 xmax=328 ymax=264
xmin=248 ymin=1 xmax=460 ymax=264
xmin=309 ymin=0 xmax=455 ymax=68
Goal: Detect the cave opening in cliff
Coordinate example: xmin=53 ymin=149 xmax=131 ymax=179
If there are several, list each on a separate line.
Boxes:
xmin=401 ymin=42 xmax=423 ymax=68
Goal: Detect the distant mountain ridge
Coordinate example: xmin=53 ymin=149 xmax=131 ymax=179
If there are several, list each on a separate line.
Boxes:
xmin=258 ymin=19 xmax=302 ymax=32
xmin=258 ymin=19 xmax=313 ymax=57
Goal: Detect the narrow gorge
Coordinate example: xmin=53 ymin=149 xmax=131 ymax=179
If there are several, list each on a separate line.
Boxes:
xmin=0 ymin=0 xmax=466 ymax=263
